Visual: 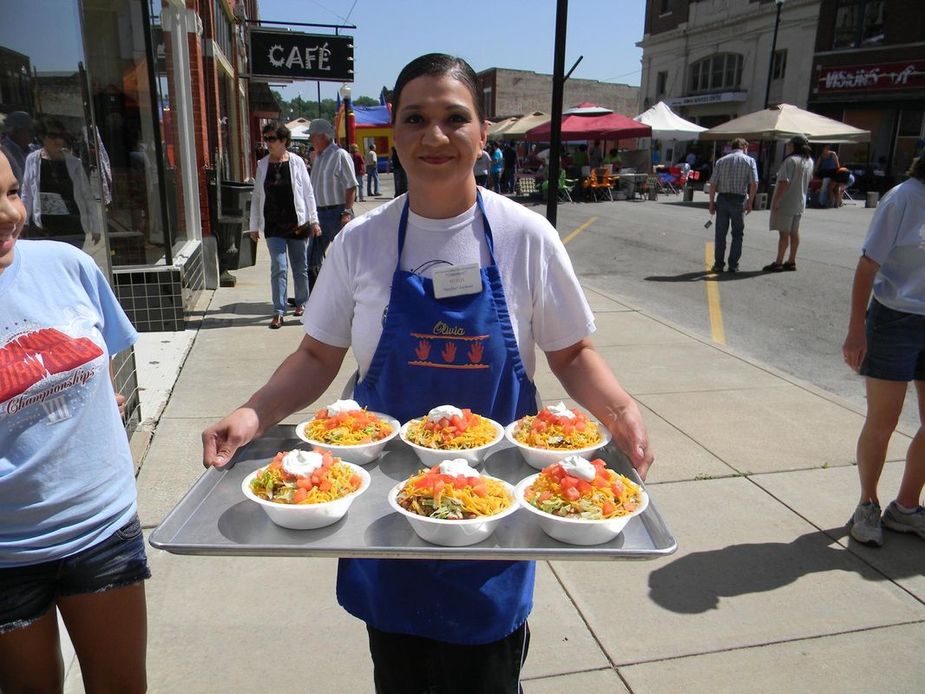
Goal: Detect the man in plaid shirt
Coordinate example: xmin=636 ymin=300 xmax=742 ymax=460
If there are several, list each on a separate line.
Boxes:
xmin=708 ymin=138 xmax=758 ymax=273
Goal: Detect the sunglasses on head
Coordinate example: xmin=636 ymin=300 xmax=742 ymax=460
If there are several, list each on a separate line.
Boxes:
xmin=263 ymin=136 xmax=278 ymax=143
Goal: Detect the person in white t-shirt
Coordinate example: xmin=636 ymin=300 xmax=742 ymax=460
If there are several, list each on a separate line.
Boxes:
xmin=843 ymin=154 xmax=925 ymax=546
xmin=202 ymin=53 xmax=654 ymax=692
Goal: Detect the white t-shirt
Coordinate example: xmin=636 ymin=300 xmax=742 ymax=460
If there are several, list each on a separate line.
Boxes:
xmin=304 ymin=190 xmax=595 ymax=378
xmin=862 ymin=177 xmax=925 ymax=315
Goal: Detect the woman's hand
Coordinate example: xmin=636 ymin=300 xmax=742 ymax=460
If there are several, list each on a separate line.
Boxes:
xmin=202 ymin=407 xmax=260 ymax=469
xmin=842 ymin=327 xmax=867 ymax=373
xmin=607 ymin=402 xmax=654 ymax=481
xmin=114 ymin=391 xmax=126 ymax=418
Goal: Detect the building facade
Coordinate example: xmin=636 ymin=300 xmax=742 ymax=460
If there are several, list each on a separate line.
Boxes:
xmin=807 ymin=0 xmax=925 ymax=185
xmin=0 ymin=0 xmax=255 ymax=432
xmin=638 ymin=0 xmax=820 ymax=128
xmin=477 ymin=68 xmax=639 ymax=119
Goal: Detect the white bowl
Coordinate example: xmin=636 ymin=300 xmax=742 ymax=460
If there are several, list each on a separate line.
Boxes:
xmin=515 ymin=473 xmax=648 ymax=545
xmin=504 ymin=419 xmax=612 ymax=470
xmin=241 ymin=462 xmax=371 ymax=530
xmin=399 ymin=417 xmax=504 ymax=468
xmin=295 ymin=412 xmax=401 ymax=465
xmin=387 ymin=476 xmax=518 ymax=546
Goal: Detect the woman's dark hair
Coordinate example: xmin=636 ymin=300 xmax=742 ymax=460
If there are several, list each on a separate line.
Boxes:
xmin=35 ymin=116 xmax=68 ymax=138
xmin=392 ymin=53 xmax=483 ymax=124
xmin=907 ymin=154 xmax=925 ymax=181
xmin=262 ymin=121 xmax=290 ymax=145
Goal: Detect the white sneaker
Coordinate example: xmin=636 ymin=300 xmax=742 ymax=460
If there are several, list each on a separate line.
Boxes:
xmin=849 ymin=501 xmax=883 ymax=546
xmin=882 ymin=501 xmax=925 ymax=540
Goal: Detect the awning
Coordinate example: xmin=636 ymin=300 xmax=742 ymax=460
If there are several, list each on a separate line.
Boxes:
xmin=248 ymin=81 xmax=280 ymax=115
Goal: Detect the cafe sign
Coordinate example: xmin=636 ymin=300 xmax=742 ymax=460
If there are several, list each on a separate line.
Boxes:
xmin=815 ymin=60 xmax=925 ymax=93
xmin=249 ymin=29 xmax=353 ymax=82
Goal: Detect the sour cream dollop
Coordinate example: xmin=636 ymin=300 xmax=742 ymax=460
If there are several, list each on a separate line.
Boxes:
xmin=546 ymin=402 xmax=576 ymax=419
xmin=326 ymin=399 xmax=362 ymax=415
xmin=281 ymin=450 xmax=325 ymax=477
xmin=559 ymin=455 xmax=596 ymax=482
xmin=437 ymin=459 xmax=480 ymax=478
xmin=427 ymin=405 xmax=464 ymax=423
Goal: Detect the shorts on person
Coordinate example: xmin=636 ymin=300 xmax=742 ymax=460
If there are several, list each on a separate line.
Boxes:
xmin=0 ymin=514 xmax=151 ymax=634
xmin=769 ymin=209 xmax=802 ymax=233
xmin=860 ymin=299 xmax=925 ymax=382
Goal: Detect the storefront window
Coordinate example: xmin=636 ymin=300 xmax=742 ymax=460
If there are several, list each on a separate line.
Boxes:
xmin=833 ymin=0 xmax=885 ymax=49
xmin=0 ymin=0 xmax=109 ymax=272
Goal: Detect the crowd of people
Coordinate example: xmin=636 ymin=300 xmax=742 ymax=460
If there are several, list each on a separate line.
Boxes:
xmin=1 ymin=49 xmax=922 ymax=694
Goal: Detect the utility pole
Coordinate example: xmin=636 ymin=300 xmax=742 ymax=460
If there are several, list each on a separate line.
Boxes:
xmin=545 ymin=0 xmax=569 ymax=226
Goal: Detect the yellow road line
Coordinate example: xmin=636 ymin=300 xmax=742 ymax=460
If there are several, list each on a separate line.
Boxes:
xmin=562 ymin=216 xmax=597 ymax=245
xmin=705 ymin=243 xmax=726 ymax=345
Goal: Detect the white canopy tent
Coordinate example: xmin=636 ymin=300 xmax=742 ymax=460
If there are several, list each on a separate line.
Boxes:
xmin=634 ymin=101 xmax=707 ymax=141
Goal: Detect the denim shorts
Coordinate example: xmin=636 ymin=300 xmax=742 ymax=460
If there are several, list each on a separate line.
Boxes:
xmin=860 ymin=300 xmax=925 ymax=382
xmin=0 ymin=514 xmax=151 ymax=634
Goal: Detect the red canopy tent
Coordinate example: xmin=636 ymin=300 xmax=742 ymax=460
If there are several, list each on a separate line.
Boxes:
xmin=525 ymin=102 xmax=651 ymax=141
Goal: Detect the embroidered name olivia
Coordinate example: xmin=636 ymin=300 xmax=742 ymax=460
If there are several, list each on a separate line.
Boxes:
xmin=433 ymin=321 xmax=466 ymax=336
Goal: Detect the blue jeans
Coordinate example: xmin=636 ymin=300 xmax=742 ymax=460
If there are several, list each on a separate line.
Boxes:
xmin=266 ymin=235 xmax=309 ymax=315
xmin=367 ymin=167 xmax=379 ymax=196
xmin=309 ymin=206 xmax=343 ymax=290
xmin=714 ymin=193 xmax=746 ymax=268
xmin=0 ymin=514 xmax=150 ymax=634
xmin=357 ymin=173 xmax=366 ymax=201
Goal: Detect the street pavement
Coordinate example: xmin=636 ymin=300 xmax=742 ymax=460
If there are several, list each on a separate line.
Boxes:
xmin=62 ymin=182 xmax=924 ymax=692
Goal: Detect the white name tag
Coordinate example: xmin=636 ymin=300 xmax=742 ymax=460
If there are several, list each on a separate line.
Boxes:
xmin=432 ymin=263 xmax=482 ymax=299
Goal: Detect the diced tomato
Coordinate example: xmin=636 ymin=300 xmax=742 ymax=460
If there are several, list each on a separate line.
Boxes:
xmin=296 ymin=477 xmax=313 ymax=490
xmin=538 ymin=491 xmax=552 ymax=502
xmin=433 ymin=479 xmax=445 ymax=496
xmin=293 ymin=488 xmax=308 ymax=503
xmin=560 ymin=475 xmax=579 ymax=490
xmin=318 ymin=478 xmax=332 ymax=492
xmin=577 ymin=480 xmax=592 ymax=494
xmin=349 ymin=475 xmax=361 ymax=488
xmin=601 ymin=501 xmax=616 ymax=516
xmin=564 ymin=486 xmax=580 ymax=501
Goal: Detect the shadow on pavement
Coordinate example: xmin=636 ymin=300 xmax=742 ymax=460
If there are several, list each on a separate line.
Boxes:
xmin=186 ymin=301 xmax=282 ymax=330
xmin=648 ymin=526 xmax=924 ymax=614
xmin=645 ymin=270 xmax=767 ymax=282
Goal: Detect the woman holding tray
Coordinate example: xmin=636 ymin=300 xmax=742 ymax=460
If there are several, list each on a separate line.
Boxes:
xmin=203 ymin=53 xmax=654 ymax=693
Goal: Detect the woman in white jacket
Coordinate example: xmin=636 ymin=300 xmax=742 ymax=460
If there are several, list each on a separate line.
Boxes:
xmin=249 ymin=122 xmax=319 ymax=329
xmin=21 ymin=117 xmax=101 ymax=249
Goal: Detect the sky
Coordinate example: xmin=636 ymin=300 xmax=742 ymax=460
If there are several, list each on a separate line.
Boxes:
xmin=258 ymin=0 xmax=646 ymax=104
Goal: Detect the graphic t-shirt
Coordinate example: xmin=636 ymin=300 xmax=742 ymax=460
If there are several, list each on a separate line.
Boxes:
xmin=0 ymin=240 xmax=138 ymax=567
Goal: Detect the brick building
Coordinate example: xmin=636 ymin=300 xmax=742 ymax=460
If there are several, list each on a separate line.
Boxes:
xmin=477 ymin=68 xmax=639 ymax=119
xmin=807 ymin=0 xmax=925 ymax=185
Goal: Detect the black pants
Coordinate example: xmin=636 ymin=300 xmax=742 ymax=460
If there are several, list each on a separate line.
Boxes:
xmin=366 ymin=621 xmax=530 ymax=694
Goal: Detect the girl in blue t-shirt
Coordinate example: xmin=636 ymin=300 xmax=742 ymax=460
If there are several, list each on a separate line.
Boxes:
xmin=0 ymin=151 xmax=149 ymax=692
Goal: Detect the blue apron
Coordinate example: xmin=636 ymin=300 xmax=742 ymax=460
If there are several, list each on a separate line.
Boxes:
xmin=340 ymin=192 xmax=538 ymax=645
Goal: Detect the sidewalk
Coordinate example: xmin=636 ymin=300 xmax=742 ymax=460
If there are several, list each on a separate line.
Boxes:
xmin=67 ymin=191 xmax=923 ymax=692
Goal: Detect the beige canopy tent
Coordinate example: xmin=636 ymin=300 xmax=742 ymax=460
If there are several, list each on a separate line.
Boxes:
xmin=700 ymin=103 xmax=869 ymax=143
xmin=487 ymin=117 xmax=519 ymax=138
xmin=495 ymin=111 xmax=550 ymax=140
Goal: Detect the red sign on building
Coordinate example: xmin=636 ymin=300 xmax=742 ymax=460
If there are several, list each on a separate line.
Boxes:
xmin=815 ymin=60 xmax=925 ymax=93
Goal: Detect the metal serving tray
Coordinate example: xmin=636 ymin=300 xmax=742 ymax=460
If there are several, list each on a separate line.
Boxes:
xmin=149 ymin=426 xmax=677 ymax=560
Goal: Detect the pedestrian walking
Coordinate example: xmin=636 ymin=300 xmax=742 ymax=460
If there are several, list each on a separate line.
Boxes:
xmin=350 ymin=143 xmax=366 ymax=202
xmin=202 ymin=52 xmax=654 ymax=694
xmin=365 ymin=144 xmax=380 ymax=196
xmin=842 ymin=153 xmax=925 ymax=547
xmin=764 ymin=135 xmax=814 ymax=272
xmin=707 ymin=138 xmax=758 ymax=273
xmin=248 ymin=122 xmax=319 ymax=329
xmin=307 ymin=118 xmax=357 ymax=290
